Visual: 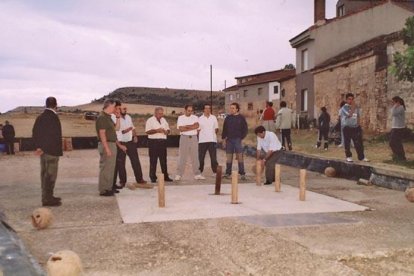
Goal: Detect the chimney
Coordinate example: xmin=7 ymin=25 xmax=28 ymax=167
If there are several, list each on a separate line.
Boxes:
xmin=314 ymin=0 xmax=326 ymax=24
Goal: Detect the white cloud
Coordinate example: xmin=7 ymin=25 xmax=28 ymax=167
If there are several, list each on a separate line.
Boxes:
xmin=0 ymin=0 xmax=337 ymax=112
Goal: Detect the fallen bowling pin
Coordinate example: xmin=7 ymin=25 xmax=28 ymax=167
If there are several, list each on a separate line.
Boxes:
xmin=47 ymin=250 xmax=83 ymax=276
xmin=31 ymin=207 xmax=53 ymax=230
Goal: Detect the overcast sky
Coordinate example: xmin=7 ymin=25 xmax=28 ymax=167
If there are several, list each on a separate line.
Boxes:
xmin=0 ymin=0 xmax=336 ymax=112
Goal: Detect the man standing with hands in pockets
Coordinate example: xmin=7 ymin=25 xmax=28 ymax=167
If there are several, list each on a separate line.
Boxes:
xmin=112 ymin=103 xmax=146 ymax=189
xmin=96 ymin=99 xmax=118 ymax=196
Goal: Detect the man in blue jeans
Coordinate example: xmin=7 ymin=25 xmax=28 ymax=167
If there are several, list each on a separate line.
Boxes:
xmin=221 ymin=102 xmax=248 ymax=180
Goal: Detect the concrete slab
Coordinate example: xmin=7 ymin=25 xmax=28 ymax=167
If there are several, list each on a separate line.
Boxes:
xmin=116 ymin=183 xmax=368 ymax=223
xmin=238 ymin=213 xmax=358 ymax=228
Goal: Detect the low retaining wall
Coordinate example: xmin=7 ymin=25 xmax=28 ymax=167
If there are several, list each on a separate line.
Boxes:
xmin=238 ymin=144 xmax=412 ymax=191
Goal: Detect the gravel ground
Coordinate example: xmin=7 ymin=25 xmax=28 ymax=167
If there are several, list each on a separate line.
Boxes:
xmin=0 ymin=149 xmax=413 ymax=275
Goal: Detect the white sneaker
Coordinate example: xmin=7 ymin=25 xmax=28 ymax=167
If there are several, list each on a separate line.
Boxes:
xmin=174 ymin=175 xmax=181 ymax=181
xmin=362 ymin=158 xmax=370 ymax=162
xmin=194 ymin=174 xmax=206 ymax=180
xmin=338 ymin=144 xmax=343 ymax=148
xmin=212 ymin=173 xmax=217 ymax=177
xmin=346 ymin=157 xmax=353 ymax=162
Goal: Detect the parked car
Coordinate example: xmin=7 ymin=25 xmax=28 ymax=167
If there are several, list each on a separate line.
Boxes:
xmin=84 ymin=111 xmax=99 ymax=120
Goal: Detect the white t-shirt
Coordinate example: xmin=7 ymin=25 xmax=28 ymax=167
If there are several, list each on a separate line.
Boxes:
xmin=111 ymin=114 xmax=135 ymax=142
xmin=257 ymin=131 xmax=282 ymax=152
xmin=145 ymin=116 xmax=170 ymax=139
xmin=177 ymin=114 xmax=198 ymax=136
xmin=198 ymin=114 xmax=218 ymax=143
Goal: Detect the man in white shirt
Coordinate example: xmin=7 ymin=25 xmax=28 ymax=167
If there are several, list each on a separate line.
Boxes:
xmin=111 ymin=104 xmax=146 ymax=188
xmin=145 ymin=107 xmax=173 ymax=183
xmin=255 ymin=126 xmax=282 ymax=185
xmin=198 ymin=104 xmax=219 ymax=175
xmin=175 ymin=105 xmax=205 ymax=181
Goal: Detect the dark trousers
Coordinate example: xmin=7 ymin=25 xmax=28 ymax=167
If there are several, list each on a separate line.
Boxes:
xmin=113 ymin=141 xmax=144 ymax=186
xmin=40 ymin=154 xmax=59 ymax=203
xmin=317 ymin=128 xmax=329 ymax=149
xmin=389 ymin=128 xmax=406 ymax=161
xmin=5 ymin=139 xmax=14 ymax=155
xmin=148 ymin=139 xmax=169 ymax=181
xmin=343 ymin=126 xmax=365 ymax=160
xmin=259 ymin=150 xmax=282 ymax=182
xmin=225 ymin=138 xmax=245 ymax=175
xmin=198 ymin=142 xmax=218 ymax=173
xmin=281 ymin=129 xmax=292 ymax=150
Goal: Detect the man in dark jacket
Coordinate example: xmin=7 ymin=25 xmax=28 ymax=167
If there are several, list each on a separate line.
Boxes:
xmin=222 ymin=102 xmax=248 ymax=180
xmin=316 ymin=107 xmax=331 ymax=150
xmin=3 ymin=120 xmax=15 ymax=155
xmin=32 ymin=97 xmax=63 ymax=206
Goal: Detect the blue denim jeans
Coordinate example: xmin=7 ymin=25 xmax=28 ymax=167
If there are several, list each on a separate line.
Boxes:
xmin=225 ymin=138 xmax=245 ymax=175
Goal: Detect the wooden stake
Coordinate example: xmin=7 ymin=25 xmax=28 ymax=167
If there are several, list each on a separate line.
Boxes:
xmin=157 ymin=173 xmax=165 ymax=208
xmin=256 ymin=160 xmax=262 ymax=186
xmin=215 ymin=165 xmax=222 ymax=195
xmin=299 ymin=169 xmax=306 ymax=201
xmin=275 ymin=164 xmax=281 ymax=192
xmin=231 ymin=171 xmax=238 ymax=204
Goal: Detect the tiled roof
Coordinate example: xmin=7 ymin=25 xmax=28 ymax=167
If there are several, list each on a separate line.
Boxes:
xmin=313 ymin=31 xmax=403 ymax=71
xmin=223 ymin=69 xmax=296 ymax=92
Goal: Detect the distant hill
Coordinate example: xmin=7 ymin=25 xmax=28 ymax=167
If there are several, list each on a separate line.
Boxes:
xmin=94 ymin=87 xmax=225 ymax=111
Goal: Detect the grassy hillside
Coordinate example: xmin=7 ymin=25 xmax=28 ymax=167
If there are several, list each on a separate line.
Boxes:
xmin=94 ymin=87 xmax=225 ymax=112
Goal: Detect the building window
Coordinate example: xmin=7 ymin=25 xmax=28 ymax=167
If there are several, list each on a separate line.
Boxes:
xmin=243 ymin=90 xmax=248 ymax=97
xmin=229 ymin=94 xmax=233 ymax=101
xmin=337 ymin=5 xmax=345 ymax=17
xmin=236 ymin=93 xmax=240 ymax=99
xmin=258 ymin=87 xmax=263 ymax=96
xmin=301 ymin=49 xmax=308 ymax=71
xmin=248 ymin=103 xmax=253 ymax=110
xmin=273 ymin=86 xmax=279 ymax=94
xmin=301 ymin=89 xmax=308 ymax=112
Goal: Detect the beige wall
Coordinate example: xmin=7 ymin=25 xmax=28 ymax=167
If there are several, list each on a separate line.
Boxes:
xmin=312 ymin=2 xmax=413 ymax=65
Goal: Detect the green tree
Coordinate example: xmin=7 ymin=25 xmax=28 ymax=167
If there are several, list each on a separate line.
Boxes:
xmin=390 ymin=16 xmax=414 ymax=82
xmin=283 ymin=64 xmax=295 ymax=70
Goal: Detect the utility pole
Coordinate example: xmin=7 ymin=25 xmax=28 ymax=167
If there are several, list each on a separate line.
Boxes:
xmin=210 ymin=64 xmax=213 ymax=112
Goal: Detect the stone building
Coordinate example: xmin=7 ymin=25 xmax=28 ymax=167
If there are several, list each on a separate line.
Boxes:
xmin=289 ymin=0 xmax=414 ymax=122
xmin=223 ymin=69 xmax=296 ymax=118
xmin=313 ymin=31 xmax=414 ymax=132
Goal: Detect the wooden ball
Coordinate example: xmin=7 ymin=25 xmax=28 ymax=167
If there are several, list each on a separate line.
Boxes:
xmin=31 ymin=208 xmax=53 ymax=230
xmin=126 ymin=183 xmax=136 ymax=190
xmin=405 ymin=187 xmax=414 ymax=202
xmin=324 ymin=167 xmax=336 ymax=177
xmin=47 ymin=250 xmax=83 ymax=276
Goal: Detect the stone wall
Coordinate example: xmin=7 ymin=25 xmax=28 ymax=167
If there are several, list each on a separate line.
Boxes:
xmin=387 ymin=40 xmax=414 ymax=129
xmin=281 ymin=77 xmax=296 ymax=111
xmin=314 ymin=38 xmax=414 ymax=131
xmin=314 ymin=54 xmax=387 ymax=131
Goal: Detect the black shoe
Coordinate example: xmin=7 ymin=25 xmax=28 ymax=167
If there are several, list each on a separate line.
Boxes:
xmin=164 ymin=177 xmax=173 ymax=182
xmin=114 ymin=184 xmax=124 ymax=190
xmin=151 ymin=179 xmax=157 ymax=183
xmin=51 ymin=196 xmax=61 ymax=202
xmin=100 ymin=190 xmax=114 ymax=196
xmin=112 ymin=189 xmax=120 ymax=193
xmin=264 ymin=181 xmax=272 ymax=185
xmin=42 ymin=199 xmax=62 ymax=207
xmin=288 ymin=145 xmax=292 ymax=151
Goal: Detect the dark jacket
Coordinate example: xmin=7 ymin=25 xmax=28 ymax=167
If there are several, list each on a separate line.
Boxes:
xmin=318 ymin=112 xmax=331 ymax=131
xmin=32 ymin=109 xmax=63 ymax=156
xmin=222 ymin=114 xmax=248 ymax=140
xmin=2 ymin=124 xmax=15 ymax=141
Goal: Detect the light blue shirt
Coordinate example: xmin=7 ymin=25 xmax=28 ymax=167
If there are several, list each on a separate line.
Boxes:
xmin=340 ymin=104 xmax=360 ymax=128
